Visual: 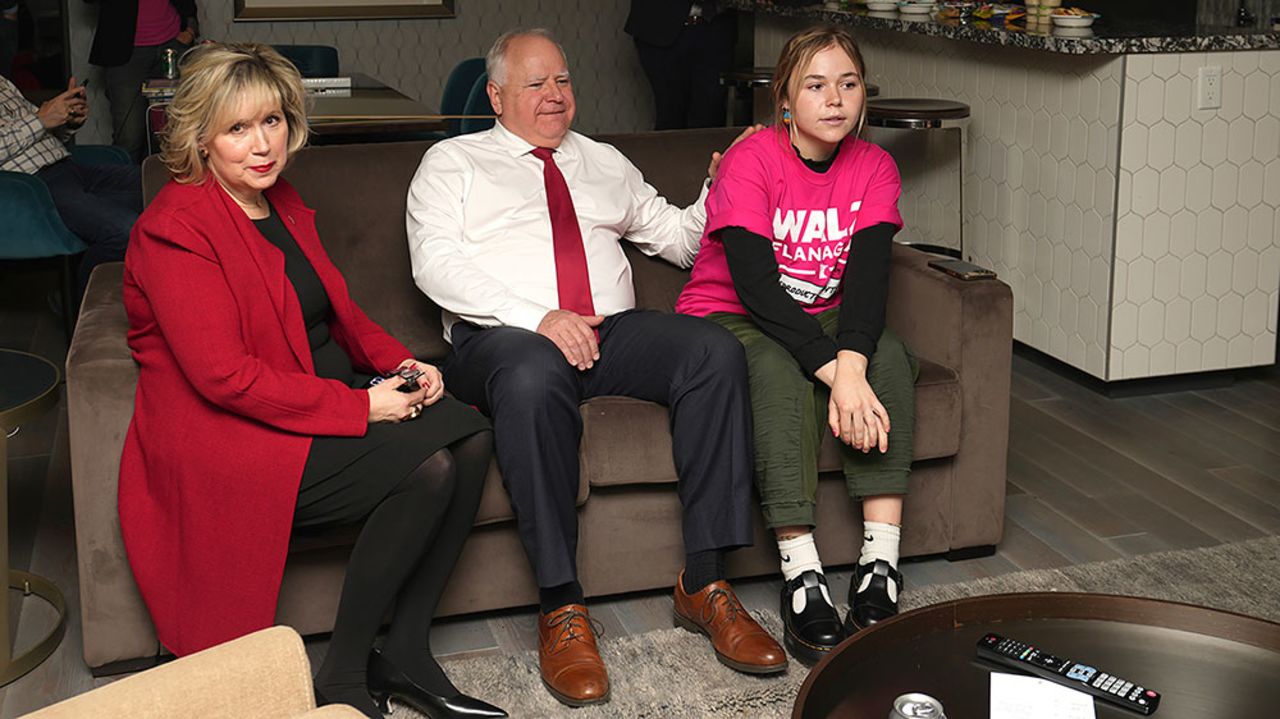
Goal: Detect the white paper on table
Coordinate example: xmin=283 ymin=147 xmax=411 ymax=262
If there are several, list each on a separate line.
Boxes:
xmin=990 ymin=672 xmax=1097 ymax=719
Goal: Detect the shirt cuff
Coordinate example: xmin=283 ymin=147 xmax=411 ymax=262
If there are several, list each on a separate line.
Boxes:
xmin=796 ymin=335 xmax=839 ymax=377
xmin=837 ymin=331 xmax=877 ymax=362
xmin=502 ymin=302 xmax=555 ymax=334
xmin=691 ymin=179 xmax=710 ymax=226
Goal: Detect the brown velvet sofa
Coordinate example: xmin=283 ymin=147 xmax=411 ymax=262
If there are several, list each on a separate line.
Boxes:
xmin=66 ymin=127 xmax=1012 ymax=674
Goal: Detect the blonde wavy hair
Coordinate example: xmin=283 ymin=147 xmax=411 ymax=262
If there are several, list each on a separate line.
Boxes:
xmin=771 ymin=27 xmax=869 ymax=141
xmin=160 ymin=42 xmax=309 ymax=183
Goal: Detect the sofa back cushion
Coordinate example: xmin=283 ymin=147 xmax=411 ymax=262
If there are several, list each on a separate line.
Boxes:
xmin=142 ymin=127 xmax=743 ymax=360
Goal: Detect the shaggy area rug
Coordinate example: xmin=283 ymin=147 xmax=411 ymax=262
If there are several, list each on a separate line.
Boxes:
xmin=389 ymin=536 xmax=1280 ymax=718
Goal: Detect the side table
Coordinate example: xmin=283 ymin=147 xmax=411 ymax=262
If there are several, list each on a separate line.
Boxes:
xmin=0 ymin=349 xmax=68 ymax=685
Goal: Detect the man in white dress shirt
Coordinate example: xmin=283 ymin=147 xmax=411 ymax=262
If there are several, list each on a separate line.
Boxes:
xmin=406 ymin=28 xmax=784 ymax=707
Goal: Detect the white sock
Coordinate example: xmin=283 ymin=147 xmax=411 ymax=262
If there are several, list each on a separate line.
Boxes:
xmin=857 ymin=522 xmax=902 ymax=601
xmin=778 ymin=533 xmax=831 ymax=612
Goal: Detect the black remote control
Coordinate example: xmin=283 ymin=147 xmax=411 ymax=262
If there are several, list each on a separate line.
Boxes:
xmin=976 ymin=632 xmax=1161 ymax=715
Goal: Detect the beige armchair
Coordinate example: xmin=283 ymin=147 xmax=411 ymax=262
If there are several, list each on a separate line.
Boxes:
xmin=20 ymin=626 xmax=362 ymax=718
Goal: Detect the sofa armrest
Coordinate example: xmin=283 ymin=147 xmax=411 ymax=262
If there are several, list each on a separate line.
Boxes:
xmin=885 ymin=245 xmax=1013 ymax=550
xmin=66 ymin=263 xmax=162 ymax=668
xmin=19 ymin=626 xmax=317 ymax=718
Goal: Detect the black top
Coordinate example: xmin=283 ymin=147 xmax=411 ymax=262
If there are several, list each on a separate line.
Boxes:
xmin=86 ymin=0 xmax=198 ymax=67
xmin=625 ymin=0 xmax=728 ymax=46
xmin=720 ymin=142 xmax=895 ymax=377
xmin=252 ymin=205 xmax=355 ymax=386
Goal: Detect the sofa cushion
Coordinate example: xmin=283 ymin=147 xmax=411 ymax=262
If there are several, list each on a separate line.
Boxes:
xmin=581 ymin=357 xmax=960 ymax=489
xmin=815 ymin=357 xmax=960 ymax=472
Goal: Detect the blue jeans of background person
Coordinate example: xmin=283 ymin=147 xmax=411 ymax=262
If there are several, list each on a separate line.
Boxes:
xmin=35 ymin=158 xmax=141 ymax=298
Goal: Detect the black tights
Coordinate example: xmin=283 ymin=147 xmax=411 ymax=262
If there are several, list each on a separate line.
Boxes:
xmin=313 ymin=430 xmax=492 ymax=714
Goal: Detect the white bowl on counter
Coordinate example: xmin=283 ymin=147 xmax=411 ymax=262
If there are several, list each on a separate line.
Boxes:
xmin=898 ymin=2 xmax=936 ymax=14
xmin=1051 ymin=12 xmax=1100 ymax=27
xmin=867 ymin=0 xmax=897 ymax=10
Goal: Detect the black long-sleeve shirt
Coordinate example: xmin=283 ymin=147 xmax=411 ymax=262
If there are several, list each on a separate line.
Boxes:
xmin=720 ymin=147 xmax=897 ymax=377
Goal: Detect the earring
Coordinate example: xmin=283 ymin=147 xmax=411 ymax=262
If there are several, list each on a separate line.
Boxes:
xmin=782 ymin=109 xmax=792 ymax=125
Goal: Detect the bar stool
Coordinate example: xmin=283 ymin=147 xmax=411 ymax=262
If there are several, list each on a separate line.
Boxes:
xmin=866 ymin=98 xmax=971 ymax=259
xmin=719 ymin=67 xmax=879 ymax=126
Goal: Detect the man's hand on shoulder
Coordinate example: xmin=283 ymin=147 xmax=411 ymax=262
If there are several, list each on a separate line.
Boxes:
xmin=38 ymin=77 xmax=88 ymax=130
xmin=707 ymin=123 xmax=766 ymax=181
xmin=537 ymin=309 xmax=604 ymax=371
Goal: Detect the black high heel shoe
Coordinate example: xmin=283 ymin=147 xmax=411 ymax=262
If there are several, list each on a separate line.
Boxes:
xmin=367 ymin=648 xmax=508 ymax=719
xmin=314 ymin=683 xmax=384 ymax=718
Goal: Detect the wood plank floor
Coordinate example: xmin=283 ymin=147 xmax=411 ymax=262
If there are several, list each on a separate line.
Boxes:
xmin=1 ymin=266 xmax=1278 ymax=716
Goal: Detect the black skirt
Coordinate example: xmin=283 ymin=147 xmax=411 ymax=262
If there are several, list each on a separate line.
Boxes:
xmin=293 ymin=392 xmax=490 ymax=529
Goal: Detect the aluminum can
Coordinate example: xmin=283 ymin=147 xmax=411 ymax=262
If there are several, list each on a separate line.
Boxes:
xmin=889 ymin=693 xmax=946 ymax=719
xmin=161 ymin=48 xmax=178 ymax=79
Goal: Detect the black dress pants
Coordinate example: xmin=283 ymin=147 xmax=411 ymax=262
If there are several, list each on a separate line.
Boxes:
xmin=444 ymin=309 xmax=754 ymax=589
xmin=633 ymin=14 xmax=736 ymax=130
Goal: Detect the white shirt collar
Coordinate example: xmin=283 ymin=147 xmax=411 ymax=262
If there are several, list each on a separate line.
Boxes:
xmin=491 ymin=118 xmax=577 ymax=161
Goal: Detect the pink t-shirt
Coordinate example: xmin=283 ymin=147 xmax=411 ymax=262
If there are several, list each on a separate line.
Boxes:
xmin=676 ymin=126 xmax=903 ymax=318
xmin=135 ymin=0 xmax=181 ymax=47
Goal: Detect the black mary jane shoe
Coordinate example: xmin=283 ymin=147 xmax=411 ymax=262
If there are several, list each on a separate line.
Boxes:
xmin=781 ymin=570 xmax=847 ymax=665
xmin=845 ymin=559 xmax=903 ymax=634
xmin=367 ymin=648 xmax=508 ymax=719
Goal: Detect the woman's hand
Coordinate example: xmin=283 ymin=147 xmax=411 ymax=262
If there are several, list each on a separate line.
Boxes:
xmin=826 ymin=351 xmax=890 ymax=453
xmin=367 ymin=372 xmax=430 ymax=423
xmin=398 ymin=359 xmax=445 ymax=407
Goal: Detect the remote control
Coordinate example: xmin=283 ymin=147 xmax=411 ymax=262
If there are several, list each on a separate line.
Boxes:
xmin=976 ymin=632 xmax=1161 ymax=715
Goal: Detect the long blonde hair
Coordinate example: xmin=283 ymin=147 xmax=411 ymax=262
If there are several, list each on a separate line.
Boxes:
xmin=161 ymin=43 xmax=309 ymax=183
xmin=771 ymin=27 xmax=869 ymax=142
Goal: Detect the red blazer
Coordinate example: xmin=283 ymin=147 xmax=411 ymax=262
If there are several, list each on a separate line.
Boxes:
xmin=119 ymin=176 xmax=412 ymax=656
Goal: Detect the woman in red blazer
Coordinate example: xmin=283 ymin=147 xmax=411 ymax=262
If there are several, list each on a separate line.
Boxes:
xmin=120 ymin=44 xmax=504 ymax=719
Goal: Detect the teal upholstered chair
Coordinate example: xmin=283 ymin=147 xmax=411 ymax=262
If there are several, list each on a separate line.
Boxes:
xmin=459 ymin=71 xmax=496 ymax=135
xmin=272 ymin=45 xmax=340 ymax=78
xmin=440 ymin=57 xmax=486 ymax=137
xmin=0 ymin=144 xmax=130 ymax=338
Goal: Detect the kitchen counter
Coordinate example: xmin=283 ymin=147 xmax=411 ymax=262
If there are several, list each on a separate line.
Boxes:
xmin=726 ymin=1 xmax=1280 ymax=54
xmin=743 ymin=4 xmax=1280 ymax=381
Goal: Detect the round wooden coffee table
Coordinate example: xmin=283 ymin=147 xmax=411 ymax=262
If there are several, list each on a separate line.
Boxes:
xmin=794 ymin=592 xmax=1280 ymax=718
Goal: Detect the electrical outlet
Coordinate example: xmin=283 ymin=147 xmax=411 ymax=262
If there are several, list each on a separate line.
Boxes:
xmin=1198 ymin=66 xmax=1222 ymax=110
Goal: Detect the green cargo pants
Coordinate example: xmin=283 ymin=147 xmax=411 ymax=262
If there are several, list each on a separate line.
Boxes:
xmin=709 ymin=308 xmax=918 ymax=529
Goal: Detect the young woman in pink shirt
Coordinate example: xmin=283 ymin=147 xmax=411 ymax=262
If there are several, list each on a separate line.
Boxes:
xmin=677 ymin=26 xmax=918 ymax=664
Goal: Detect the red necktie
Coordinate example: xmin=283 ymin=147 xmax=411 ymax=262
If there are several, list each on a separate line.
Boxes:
xmin=532 ymin=147 xmax=595 ymax=317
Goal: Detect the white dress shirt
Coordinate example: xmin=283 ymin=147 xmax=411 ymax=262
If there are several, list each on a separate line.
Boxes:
xmin=406 ymin=120 xmax=709 ymax=341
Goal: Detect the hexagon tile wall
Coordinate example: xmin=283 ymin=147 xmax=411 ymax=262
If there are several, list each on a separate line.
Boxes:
xmin=1112 ymin=51 xmax=1279 ymax=380
xmin=757 ymin=16 xmax=1277 ymax=382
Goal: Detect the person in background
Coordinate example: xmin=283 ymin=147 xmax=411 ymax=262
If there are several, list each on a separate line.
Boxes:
xmin=407 ymin=27 xmax=782 ymax=709
xmin=677 ymin=25 xmax=918 ymax=665
xmin=0 ymin=1 xmax=17 ymax=81
xmin=85 ymin=0 xmax=198 ymax=161
xmin=119 ymin=43 xmax=504 ymax=719
xmin=0 ymin=72 xmax=140 ymax=299
xmin=625 ymin=0 xmax=736 ymax=130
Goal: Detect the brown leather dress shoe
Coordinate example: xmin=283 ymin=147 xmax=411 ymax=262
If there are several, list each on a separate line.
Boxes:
xmin=672 ymin=572 xmax=788 ymax=674
xmin=538 ymin=603 xmax=611 ymax=707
